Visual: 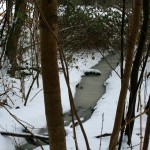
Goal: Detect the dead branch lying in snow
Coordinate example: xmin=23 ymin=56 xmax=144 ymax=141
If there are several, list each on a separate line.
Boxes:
xmin=0 ymin=131 xmax=49 ymax=144
xmin=95 ymin=133 xmax=111 ymax=138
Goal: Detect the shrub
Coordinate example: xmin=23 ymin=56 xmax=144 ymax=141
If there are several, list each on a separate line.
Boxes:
xmin=59 ymin=3 xmax=124 ymax=52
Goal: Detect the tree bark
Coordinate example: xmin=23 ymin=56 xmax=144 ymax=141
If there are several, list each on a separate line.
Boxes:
xmin=142 ymin=96 xmax=150 ymax=150
xmin=40 ymin=0 xmax=66 ymax=150
xmin=120 ymin=0 xmax=125 ymax=80
xmin=125 ymin=0 xmax=150 ymax=144
xmin=109 ymin=0 xmax=142 ymax=149
xmin=118 ymin=1 xmax=126 ymax=148
xmin=5 ymin=0 xmax=26 ymax=76
xmin=145 ymin=95 xmax=150 ymax=115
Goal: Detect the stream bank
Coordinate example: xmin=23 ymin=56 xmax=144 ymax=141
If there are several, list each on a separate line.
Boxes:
xmin=17 ymin=53 xmax=119 ymax=149
xmin=64 ymin=53 xmax=119 ymax=125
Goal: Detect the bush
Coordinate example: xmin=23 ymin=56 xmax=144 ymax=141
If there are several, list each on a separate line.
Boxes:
xmin=59 ymin=4 xmax=124 ymax=52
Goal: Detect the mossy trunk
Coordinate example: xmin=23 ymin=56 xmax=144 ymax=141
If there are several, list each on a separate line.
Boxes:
xmin=5 ymin=0 xmax=26 ymax=76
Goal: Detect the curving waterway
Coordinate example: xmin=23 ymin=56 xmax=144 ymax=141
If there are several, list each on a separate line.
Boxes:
xmin=17 ymin=53 xmax=120 ymax=149
xmin=64 ymin=53 xmax=119 ymax=125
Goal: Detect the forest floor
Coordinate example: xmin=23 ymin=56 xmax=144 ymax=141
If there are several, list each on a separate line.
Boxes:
xmin=0 ymin=51 xmax=150 ymax=150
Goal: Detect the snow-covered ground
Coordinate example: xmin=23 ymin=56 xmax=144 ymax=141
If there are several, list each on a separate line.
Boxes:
xmin=0 ymin=2 xmax=149 ymax=149
xmin=0 ymin=50 xmax=149 ymax=150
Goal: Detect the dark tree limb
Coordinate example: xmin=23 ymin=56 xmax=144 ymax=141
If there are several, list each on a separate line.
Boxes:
xmin=145 ymin=95 xmax=150 ymax=115
xmin=5 ymin=0 xmax=27 ymax=76
xmin=125 ymin=0 xmax=150 ymax=145
xmin=120 ymin=0 xmax=126 ymax=81
xmin=95 ymin=133 xmax=111 ymax=138
xmin=24 ymin=72 xmax=39 ymax=106
xmin=109 ymin=0 xmax=142 ymax=149
xmin=142 ymin=96 xmax=150 ymax=150
xmin=118 ymin=1 xmax=126 ymax=148
xmin=125 ymin=41 xmax=150 ymax=145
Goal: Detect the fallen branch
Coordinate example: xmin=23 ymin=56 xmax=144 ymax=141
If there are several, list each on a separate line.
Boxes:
xmin=95 ymin=133 xmax=111 ymax=138
xmin=0 ymin=131 xmax=49 ymax=144
xmin=3 ymin=105 xmax=44 ymax=149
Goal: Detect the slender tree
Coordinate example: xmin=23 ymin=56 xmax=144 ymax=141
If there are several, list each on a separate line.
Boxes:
xmin=40 ymin=0 xmax=67 ymax=149
xmin=118 ymin=1 xmax=126 ymax=148
xmin=109 ymin=0 xmax=142 ymax=149
xmin=120 ymin=0 xmax=125 ymax=80
xmin=142 ymin=96 xmax=150 ymax=150
xmin=125 ymin=0 xmax=150 ymax=144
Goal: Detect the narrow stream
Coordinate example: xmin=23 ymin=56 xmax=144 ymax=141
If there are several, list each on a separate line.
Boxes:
xmin=17 ymin=53 xmax=119 ymax=150
xmin=64 ymin=53 xmax=119 ymax=125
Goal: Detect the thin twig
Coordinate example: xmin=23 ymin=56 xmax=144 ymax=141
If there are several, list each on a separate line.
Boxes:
xmin=30 ymin=89 xmax=42 ymax=102
xmin=121 ymin=109 xmax=149 ymax=131
xmin=24 ymin=72 xmax=39 ymax=106
xmin=139 ymin=87 xmax=143 ymax=150
xmin=98 ymin=50 xmax=121 ymax=78
xmin=99 ymin=113 xmax=104 ymax=150
xmin=3 ymin=105 xmax=44 ymax=150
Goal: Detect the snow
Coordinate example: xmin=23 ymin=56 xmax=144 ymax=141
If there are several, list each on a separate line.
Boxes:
xmin=59 ymin=51 xmax=103 ymax=113
xmin=0 ymin=6 xmax=149 ymax=149
xmin=58 ymin=5 xmax=122 ymax=18
xmin=0 ymin=51 xmax=149 ymax=150
xmin=0 ymin=2 xmax=149 ymax=149
xmin=0 ymin=51 xmax=102 ymax=149
xmin=82 ymin=68 xmax=101 ymax=75
xmin=63 ymin=59 xmax=150 ymax=150
xmin=0 ymin=134 xmax=15 ymax=150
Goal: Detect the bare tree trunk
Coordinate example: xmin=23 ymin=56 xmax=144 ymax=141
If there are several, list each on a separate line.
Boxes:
xmin=145 ymin=95 xmax=150 ymax=115
xmin=6 ymin=0 xmax=13 ymax=24
xmin=109 ymin=0 xmax=142 ymax=149
xmin=125 ymin=0 xmax=150 ymax=145
xmin=120 ymin=0 xmax=125 ymax=80
xmin=5 ymin=0 xmax=26 ymax=76
xmin=142 ymin=96 xmax=150 ymax=150
xmin=118 ymin=1 xmax=126 ymax=147
xmin=40 ymin=0 xmax=67 ymax=150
